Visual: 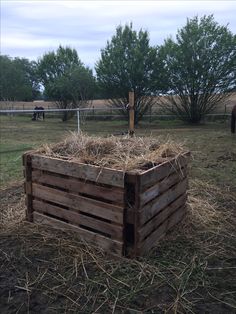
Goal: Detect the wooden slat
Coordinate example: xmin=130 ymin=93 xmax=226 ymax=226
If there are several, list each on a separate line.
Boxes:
xmin=138 ymin=205 xmax=186 ymax=254
xmin=33 ymin=212 xmax=123 ymax=256
xmin=139 ymin=178 xmax=188 ymax=225
xmin=139 ymin=152 xmax=190 ymax=191
xmin=140 ymin=167 xmax=187 ymax=206
xmin=31 ymin=155 xmax=124 ymax=188
xmin=32 ymin=170 xmax=124 ymax=205
xmin=33 ymin=200 xmax=123 ymax=241
xmin=138 ymin=193 xmax=187 ymax=241
xmin=32 ymin=183 xmax=123 ymax=224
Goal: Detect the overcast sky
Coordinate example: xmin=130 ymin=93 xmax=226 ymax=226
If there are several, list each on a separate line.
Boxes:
xmin=1 ymin=0 xmax=236 ymax=68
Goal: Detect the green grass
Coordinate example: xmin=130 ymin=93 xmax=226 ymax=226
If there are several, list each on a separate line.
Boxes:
xmin=0 ymin=115 xmax=235 ymax=187
xmin=0 ymin=115 xmax=129 ymax=186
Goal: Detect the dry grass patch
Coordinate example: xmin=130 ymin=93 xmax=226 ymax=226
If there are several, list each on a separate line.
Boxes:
xmin=0 ymin=196 xmax=25 ymax=229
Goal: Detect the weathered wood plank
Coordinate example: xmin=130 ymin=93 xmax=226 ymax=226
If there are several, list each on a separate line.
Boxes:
xmin=23 ymin=154 xmax=33 ymax=222
xmin=32 ymin=183 xmax=124 ymax=223
xmin=140 ymin=167 xmax=187 ymax=206
xmin=139 ymin=152 xmax=190 ymax=191
xmin=126 ymin=208 xmax=134 ymax=224
xmin=31 ymin=154 xmax=125 ymax=188
xmin=22 ymin=153 xmax=27 ymax=167
xmin=33 ymin=212 xmax=123 ymax=256
xmin=24 ymin=181 xmax=32 ymax=194
xmin=33 ymin=200 xmax=123 ymax=241
xmin=138 ymin=205 xmax=186 ymax=254
xmin=138 ymin=193 xmax=187 ymax=241
xmin=133 ymin=175 xmax=141 ymax=257
xmin=32 ymin=170 xmax=124 ymax=205
xmin=139 ymin=178 xmax=188 ymax=225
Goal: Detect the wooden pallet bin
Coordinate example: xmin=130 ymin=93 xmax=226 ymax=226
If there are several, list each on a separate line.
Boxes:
xmin=23 ymin=151 xmax=190 ymax=257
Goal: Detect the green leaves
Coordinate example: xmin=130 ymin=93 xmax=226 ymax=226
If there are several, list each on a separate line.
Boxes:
xmin=157 ymin=15 xmax=236 ymax=123
xmin=38 ymin=46 xmax=82 ymax=86
xmin=96 ymin=24 xmax=159 ymax=124
xmin=0 ymin=56 xmax=40 ymax=101
xmin=37 ymin=46 xmax=96 ymax=120
xmin=1 ymin=15 xmax=235 ymax=125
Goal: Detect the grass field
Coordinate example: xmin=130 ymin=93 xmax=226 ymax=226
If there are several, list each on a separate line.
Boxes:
xmin=0 ymin=115 xmax=235 ymax=188
xmin=0 ymin=115 xmax=236 ymax=313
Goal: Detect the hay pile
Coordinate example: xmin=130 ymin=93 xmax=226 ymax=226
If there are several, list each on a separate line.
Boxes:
xmin=40 ymin=133 xmax=186 ymax=172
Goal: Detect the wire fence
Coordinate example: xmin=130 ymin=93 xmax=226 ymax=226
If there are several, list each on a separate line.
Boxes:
xmin=0 ymin=107 xmax=232 ymax=121
xmin=0 ymin=107 xmax=128 ymax=133
xmin=0 ymin=107 xmax=232 ymax=183
xmin=0 ymin=107 xmax=232 ymax=140
xmin=0 ymin=104 xmax=233 ymax=188
xmin=0 ymin=106 xmax=232 ymax=144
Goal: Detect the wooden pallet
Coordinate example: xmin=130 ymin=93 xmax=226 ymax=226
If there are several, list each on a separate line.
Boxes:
xmin=23 ymin=151 xmax=190 ymax=257
xmin=125 ymin=153 xmax=189 ymax=256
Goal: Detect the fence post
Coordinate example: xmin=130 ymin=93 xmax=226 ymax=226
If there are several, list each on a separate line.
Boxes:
xmin=77 ymin=109 xmax=80 ymax=133
xmin=129 ymin=91 xmax=135 ymax=137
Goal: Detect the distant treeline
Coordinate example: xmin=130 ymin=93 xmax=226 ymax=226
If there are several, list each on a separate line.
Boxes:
xmin=0 ymin=15 xmax=235 ymax=123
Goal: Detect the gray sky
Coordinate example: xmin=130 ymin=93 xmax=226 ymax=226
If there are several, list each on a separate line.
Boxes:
xmin=1 ymin=0 xmax=236 ymax=68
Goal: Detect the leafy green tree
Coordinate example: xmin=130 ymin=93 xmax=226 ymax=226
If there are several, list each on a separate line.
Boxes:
xmin=96 ymin=24 xmax=159 ymax=124
xmin=157 ymin=15 xmax=236 ymax=123
xmin=0 ymin=55 xmax=40 ymax=101
xmin=38 ymin=46 xmax=96 ymax=121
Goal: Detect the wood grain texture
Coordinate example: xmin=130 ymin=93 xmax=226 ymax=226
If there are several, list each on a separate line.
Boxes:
xmin=139 ymin=178 xmax=188 ymax=225
xmin=140 ymin=167 xmax=187 ymax=206
xmin=33 ymin=199 xmax=123 ymax=241
xmin=32 ymin=183 xmax=124 ymax=223
xmin=23 ymin=153 xmax=33 ymax=222
xmin=33 ymin=212 xmax=123 ymax=256
xmin=31 ymin=155 xmax=125 ymax=187
xmin=138 ymin=193 xmax=187 ymax=241
xmin=139 ymin=152 xmax=190 ymax=191
xmin=32 ymin=170 xmax=124 ymax=205
xmin=138 ymin=205 xmax=186 ymax=254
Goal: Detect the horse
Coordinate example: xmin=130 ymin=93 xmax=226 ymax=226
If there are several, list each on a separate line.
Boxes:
xmin=32 ymin=106 xmax=45 ymax=121
xmin=231 ymin=105 xmax=236 ymax=133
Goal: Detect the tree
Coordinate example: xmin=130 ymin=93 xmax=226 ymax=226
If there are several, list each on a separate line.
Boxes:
xmin=0 ymin=55 xmax=40 ymax=101
xmin=37 ymin=46 xmax=96 ymax=121
xmin=157 ymin=15 xmax=236 ymax=123
xmin=96 ymin=24 xmax=159 ymax=124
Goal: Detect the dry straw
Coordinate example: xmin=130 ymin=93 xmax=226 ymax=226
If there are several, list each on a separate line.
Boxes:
xmin=0 ymin=192 xmax=25 ymax=228
xmin=39 ymin=132 xmax=186 ymax=172
xmin=1 ymin=178 xmax=235 ymax=312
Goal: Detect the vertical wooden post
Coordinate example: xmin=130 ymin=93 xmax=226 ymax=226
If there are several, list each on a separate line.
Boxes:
xmin=124 ymin=172 xmax=140 ymax=257
xmin=133 ymin=174 xmax=141 ymax=257
xmin=23 ymin=153 xmax=33 ymax=222
xmin=129 ymin=91 xmax=135 ymax=137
